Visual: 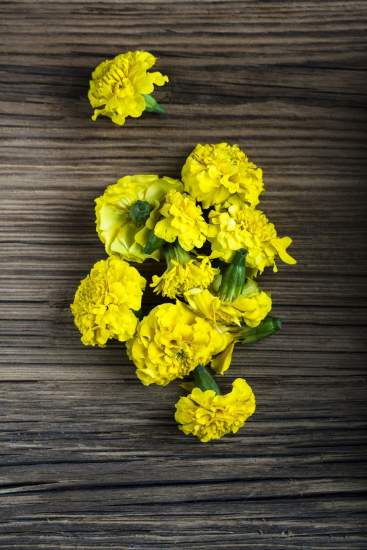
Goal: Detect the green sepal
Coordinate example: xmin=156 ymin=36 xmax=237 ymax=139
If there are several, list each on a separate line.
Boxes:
xmin=164 ymin=242 xmax=191 ymax=266
xmin=240 ymin=316 xmax=282 ymax=345
xmin=193 ymin=365 xmax=221 ymax=394
xmin=144 ymin=94 xmax=165 ymax=114
xmin=218 ymin=249 xmax=247 ymax=302
xmin=143 ymin=229 xmax=165 ymax=254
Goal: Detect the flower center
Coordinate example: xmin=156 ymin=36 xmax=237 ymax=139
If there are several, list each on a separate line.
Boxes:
xmin=128 ymin=200 xmax=152 ymax=226
xmin=176 ymin=349 xmax=188 ymax=361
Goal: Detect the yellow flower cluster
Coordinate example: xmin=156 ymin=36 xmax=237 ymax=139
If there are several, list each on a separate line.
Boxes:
xmin=154 ymin=191 xmax=208 ymax=251
xmin=71 ymin=127 xmax=296 ymax=442
xmin=88 ymin=51 xmax=168 ymax=126
xmin=208 ymin=196 xmax=296 ymax=273
xmin=95 ymin=174 xmax=182 ymax=263
xmin=182 ymin=143 xmax=263 ymax=208
xmin=127 ymin=301 xmax=232 ymax=386
xmin=71 ymin=256 xmax=146 ymax=346
xmin=151 ymin=256 xmax=218 ymax=299
xmin=185 ymin=279 xmax=272 ymax=329
xmin=175 ymin=378 xmax=256 ymax=442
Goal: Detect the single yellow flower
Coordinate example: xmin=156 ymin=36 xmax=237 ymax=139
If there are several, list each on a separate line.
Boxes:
xmin=154 ymin=190 xmax=208 ymax=251
xmin=151 ymin=256 xmax=218 ymax=299
xmin=70 ymin=256 xmax=146 ymax=347
xmin=208 ymin=197 xmax=296 ymax=273
xmin=185 ymin=279 xmax=272 ymax=329
xmin=175 ymin=378 xmax=256 ymax=442
xmin=88 ymin=50 xmax=168 ymax=126
xmin=127 ymin=301 xmax=232 ymax=386
xmin=95 ymin=174 xmax=182 ymax=263
xmin=181 ymin=143 xmax=263 ymax=208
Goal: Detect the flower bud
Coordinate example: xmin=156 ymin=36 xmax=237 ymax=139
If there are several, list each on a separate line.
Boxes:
xmin=218 ymin=249 xmax=247 ymax=302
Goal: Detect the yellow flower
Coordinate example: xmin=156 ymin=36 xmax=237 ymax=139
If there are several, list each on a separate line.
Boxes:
xmin=88 ymin=50 xmax=168 ymax=126
xmin=175 ymin=378 xmax=256 ymax=442
xmin=151 ymin=257 xmax=218 ymax=299
xmin=154 ymin=191 xmax=208 ymax=251
xmin=95 ymin=174 xmax=182 ymax=263
xmin=208 ymin=197 xmax=296 ymax=273
xmin=181 ymin=143 xmax=263 ymax=208
xmin=127 ymin=301 xmax=232 ymax=386
xmin=185 ymin=279 xmax=272 ymax=329
xmin=70 ymin=256 xmax=146 ymax=347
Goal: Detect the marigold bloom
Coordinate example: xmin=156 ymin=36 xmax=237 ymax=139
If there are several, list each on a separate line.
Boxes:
xmin=154 ymin=191 xmax=208 ymax=251
xmin=151 ymin=256 xmax=218 ymax=299
xmin=95 ymin=174 xmax=182 ymax=263
xmin=71 ymin=256 xmax=146 ymax=346
xmin=185 ymin=279 xmax=272 ymax=329
xmin=127 ymin=301 xmax=232 ymax=386
xmin=88 ymin=50 xmax=168 ymax=126
xmin=208 ymin=197 xmax=296 ymax=273
xmin=175 ymin=378 xmax=256 ymax=442
xmin=181 ymin=143 xmax=263 ymax=208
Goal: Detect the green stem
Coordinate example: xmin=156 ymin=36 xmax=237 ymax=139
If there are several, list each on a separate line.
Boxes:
xmin=193 ymin=365 xmax=221 ymax=394
xmin=240 ymin=316 xmax=282 ymax=344
xmin=144 ymin=94 xmax=165 ymax=114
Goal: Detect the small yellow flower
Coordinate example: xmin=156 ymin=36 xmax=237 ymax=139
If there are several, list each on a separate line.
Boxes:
xmin=154 ymin=190 xmax=208 ymax=251
xmin=208 ymin=197 xmax=296 ymax=273
xmin=181 ymin=143 xmax=263 ymax=208
xmin=185 ymin=279 xmax=272 ymax=329
xmin=70 ymin=256 xmax=146 ymax=346
xmin=151 ymin=256 xmax=218 ymax=299
xmin=127 ymin=301 xmax=232 ymax=386
xmin=175 ymin=378 xmax=256 ymax=442
xmin=95 ymin=174 xmax=182 ymax=263
xmin=88 ymin=50 xmax=168 ymax=126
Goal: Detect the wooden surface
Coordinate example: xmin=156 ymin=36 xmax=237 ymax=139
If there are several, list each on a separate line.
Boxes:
xmin=1 ymin=1 xmax=367 ymax=548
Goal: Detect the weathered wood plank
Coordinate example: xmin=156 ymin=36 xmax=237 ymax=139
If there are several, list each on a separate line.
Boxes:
xmin=0 ymin=0 xmax=367 ymax=548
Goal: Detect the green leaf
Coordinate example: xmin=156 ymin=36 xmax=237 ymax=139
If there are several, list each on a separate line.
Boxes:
xmin=193 ymin=365 xmax=221 ymax=394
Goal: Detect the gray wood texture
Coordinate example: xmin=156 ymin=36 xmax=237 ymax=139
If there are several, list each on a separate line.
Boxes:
xmin=1 ymin=1 xmax=367 ymax=548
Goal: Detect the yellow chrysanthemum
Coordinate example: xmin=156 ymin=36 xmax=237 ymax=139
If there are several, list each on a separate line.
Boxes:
xmin=181 ymin=143 xmax=263 ymax=208
xmin=151 ymin=257 xmax=218 ymax=299
xmin=88 ymin=50 xmax=168 ymax=126
xmin=95 ymin=174 xmax=182 ymax=263
xmin=208 ymin=198 xmax=296 ymax=273
xmin=127 ymin=301 xmax=232 ymax=386
xmin=154 ymin=191 xmax=208 ymax=251
xmin=175 ymin=378 xmax=256 ymax=442
xmin=70 ymin=256 xmax=146 ymax=347
xmin=185 ymin=279 xmax=272 ymax=329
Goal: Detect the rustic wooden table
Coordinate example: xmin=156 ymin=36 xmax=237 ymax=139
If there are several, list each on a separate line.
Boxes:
xmin=1 ymin=1 xmax=367 ymax=548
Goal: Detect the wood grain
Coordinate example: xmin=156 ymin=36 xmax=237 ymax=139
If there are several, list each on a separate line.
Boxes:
xmin=1 ymin=1 xmax=367 ymax=548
